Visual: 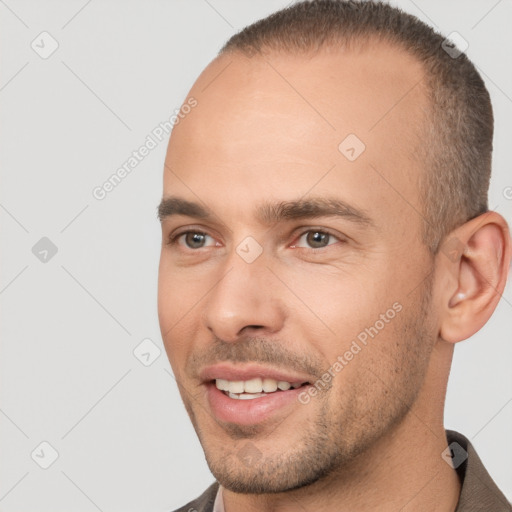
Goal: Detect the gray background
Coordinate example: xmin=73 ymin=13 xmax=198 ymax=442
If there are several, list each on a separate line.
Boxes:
xmin=1 ymin=1 xmax=511 ymax=510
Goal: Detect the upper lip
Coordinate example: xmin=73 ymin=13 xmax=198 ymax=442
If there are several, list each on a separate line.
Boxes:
xmin=199 ymin=363 xmax=314 ymax=384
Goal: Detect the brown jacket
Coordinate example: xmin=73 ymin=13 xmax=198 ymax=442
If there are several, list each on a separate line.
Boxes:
xmin=173 ymin=430 xmax=511 ymax=511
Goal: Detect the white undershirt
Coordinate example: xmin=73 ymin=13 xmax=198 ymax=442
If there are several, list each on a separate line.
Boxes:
xmin=212 ymin=484 xmax=225 ymax=512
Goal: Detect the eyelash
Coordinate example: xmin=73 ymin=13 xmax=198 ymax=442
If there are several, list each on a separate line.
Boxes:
xmin=167 ymin=228 xmax=345 ymax=250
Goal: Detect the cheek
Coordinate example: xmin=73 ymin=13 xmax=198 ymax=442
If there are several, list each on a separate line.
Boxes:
xmin=276 ymin=263 xmax=388 ymax=343
xmin=158 ymin=254 xmax=210 ymax=325
xmin=157 ymin=257 xmax=207 ymax=369
xmin=279 ymin=261 xmax=413 ymax=391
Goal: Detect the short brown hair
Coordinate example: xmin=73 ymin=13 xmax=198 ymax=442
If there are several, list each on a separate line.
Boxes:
xmin=219 ymin=0 xmax=493 ymax=253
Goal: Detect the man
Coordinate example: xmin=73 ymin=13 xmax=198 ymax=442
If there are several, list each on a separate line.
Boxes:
xmin=157 ymin=1 xmax=511 ymax=510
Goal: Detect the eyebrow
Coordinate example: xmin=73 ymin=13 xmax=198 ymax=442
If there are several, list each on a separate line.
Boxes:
xmin=157 ymin=196 xmax=373 ymax=227
xmin=257 ymin=197 xmax=373 ymax=226
xmin=158 ymin=197 xmax=210 ymax=222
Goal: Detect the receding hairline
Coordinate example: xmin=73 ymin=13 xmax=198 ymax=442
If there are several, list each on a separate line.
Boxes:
xmin=222 ymin=26 xmax=417 ymax=58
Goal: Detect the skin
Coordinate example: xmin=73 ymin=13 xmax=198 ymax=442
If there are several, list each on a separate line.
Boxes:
xmin=157 ymin=41 xmax=511 ymax=512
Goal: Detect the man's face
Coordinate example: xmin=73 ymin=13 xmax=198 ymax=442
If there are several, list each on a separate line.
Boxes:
xmin=158 ymin=43 xmax=439 ymax=492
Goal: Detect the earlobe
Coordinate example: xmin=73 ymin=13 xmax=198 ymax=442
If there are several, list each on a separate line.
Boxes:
xmin=438 ymin=212 xmax=511 ymax=344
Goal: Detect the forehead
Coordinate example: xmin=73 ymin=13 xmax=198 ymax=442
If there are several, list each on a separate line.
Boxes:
xmin=164 ymin=42 xmax=427 ymax=231
xmin=178 ymin=42 xmax=425 ymax=134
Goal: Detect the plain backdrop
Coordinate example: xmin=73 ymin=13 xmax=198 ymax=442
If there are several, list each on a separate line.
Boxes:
xmin=1 ymin=1 xmax=511 ymax=510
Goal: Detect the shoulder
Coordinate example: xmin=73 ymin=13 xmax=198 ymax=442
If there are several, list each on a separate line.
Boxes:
xmin=171 ymin=482 xmax=220 ymax=512
xmin=447 ymin=430 xmax=511 ymax=511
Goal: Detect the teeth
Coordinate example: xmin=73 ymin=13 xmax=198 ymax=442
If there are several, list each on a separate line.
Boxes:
xmin=228 ymin=391 xmax=266 ymax=400
xmin=262 ymin=378 xmax=278 ymax=392
xmin=215 ymin=377 xmax=305 ymax=394
xmin=216 ymin=379 xmax=229 ymax=391
xmin=244 ymin=377 xmax=263 ymax=393
xmin=229 ymin=381 xmax=244 ymax=394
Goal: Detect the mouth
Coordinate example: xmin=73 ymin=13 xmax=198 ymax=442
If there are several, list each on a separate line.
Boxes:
xmin=199 ymin=364 xmax=316 ymax=425
xmin=214 ymin=377 xmax=310 ymax=400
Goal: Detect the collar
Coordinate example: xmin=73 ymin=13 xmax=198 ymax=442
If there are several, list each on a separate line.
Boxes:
xmin=447 ymin=429 xmax=511 ymax=511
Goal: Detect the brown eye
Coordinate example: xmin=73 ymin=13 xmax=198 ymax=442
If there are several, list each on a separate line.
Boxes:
xmin=178 ymin=232 xmax=214 ymax=249
xmin=306 ymin=231 xmax=330 ymax=248
xmin=186 ymin=233 xmax=206 ymax=248
xmin=294 ymin=230 xmax=337 ymax=249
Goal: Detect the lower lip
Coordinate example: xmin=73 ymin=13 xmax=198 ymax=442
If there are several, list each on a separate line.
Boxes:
xmin=205 ymin=382 xmax=310 ymax=425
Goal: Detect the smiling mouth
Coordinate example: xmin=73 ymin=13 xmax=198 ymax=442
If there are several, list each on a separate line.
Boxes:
xmin=214 ymin=377 xmax=310 ymax=400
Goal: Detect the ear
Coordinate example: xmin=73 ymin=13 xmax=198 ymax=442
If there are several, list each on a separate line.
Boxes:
xmin=437 ymin=211 xmax=511 ymax=343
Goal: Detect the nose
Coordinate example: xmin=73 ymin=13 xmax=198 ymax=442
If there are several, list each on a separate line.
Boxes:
xmin=202 ymin=250 xmax=286 ymax=342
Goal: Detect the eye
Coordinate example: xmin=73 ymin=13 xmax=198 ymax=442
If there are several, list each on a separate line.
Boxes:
xmin=175 ymin=231 xmax=217 ymax=249
xmin=293 ymin=230 xmax=340 ymax=249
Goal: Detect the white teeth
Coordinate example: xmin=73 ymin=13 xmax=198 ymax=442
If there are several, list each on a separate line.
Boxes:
xmin=262 ymin=378 xmax=278 ymax=392
xmin=244 ymin=377 xmax=263 ymax=393
xmin=237 ymin=392 xmax=266 ymax=400
xmin=229 ymin=381 xmax=244 ymax=394
xmin=215 ymin=377 xmax=305 ymax=395
xmin=216 ymin=379 xmax=229 ymax=391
